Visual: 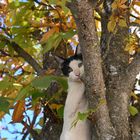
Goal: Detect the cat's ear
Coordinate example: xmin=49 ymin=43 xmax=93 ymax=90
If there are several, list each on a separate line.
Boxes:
xmin=55 ymin=56 xmax=65 ymax=64
xmin=75 ymin=44 xmax=82 ymax=55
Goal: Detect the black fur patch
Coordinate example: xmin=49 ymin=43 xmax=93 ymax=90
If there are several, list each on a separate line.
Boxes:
xmin=61 ymin=54 xmax=82 ymax=76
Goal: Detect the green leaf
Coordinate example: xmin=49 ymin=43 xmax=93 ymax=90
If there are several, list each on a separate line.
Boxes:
xmin=32 ymin=76 xmax=53 ymax=89
xmin=11 ymin=27 xmax=27 ymax=34
xmin=0 ymin=42 xmax=6 ymax=48
xmin=31 ymin=90 xmax=45 ymax=99
xmin=15 ymin=85 xmax=32 ymax=101
xmin=0 ymin=64 xmax=5 ymax=69
xmin=71 ymin=111 xmax=88 ymax=128
xmin=43 ymin=33 xmax=62 ymax=53
xmin=129 ymin=105 xmax=138 ymax=116
xmin=60 ymin=0 xmax=69 ymax=14
xmin=57 ymin=106 xmax=64 ymax=118
xmin=0 ymin=81 xmax=13 ymax=90
xmin=54 ymin=77 xmax=68 ymax=91
xmin=0 ymin=97 xmax=10 ymax=113
xmin=32 ymin=75 xmax=68 ymax=91
xmin=48 ymin=0 xmax=57 ymax=4
xmin=7 ymin=44 xmax=14 ymax=57
xmin=77 ymin=112 xmax=88 ymax=121
xmin=60 ymin=30 xmax=77 ymax=39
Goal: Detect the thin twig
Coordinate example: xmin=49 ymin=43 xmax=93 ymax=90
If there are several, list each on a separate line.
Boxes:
xmin=34 ymin=0 xmax=63 ymax=30
xmin=130 ymin=13 xmax=140 ymax=20
xmin=21 ymin=121 xmax=41 ymax=140
xmin=0 ymin=26 xmax=12 ymax=38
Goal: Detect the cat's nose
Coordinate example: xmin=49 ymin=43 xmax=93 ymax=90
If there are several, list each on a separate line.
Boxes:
xmin=76 ymin=73 xmax=80 ymax=77
xmin=75 ymin=71 xmax=80 ymax=77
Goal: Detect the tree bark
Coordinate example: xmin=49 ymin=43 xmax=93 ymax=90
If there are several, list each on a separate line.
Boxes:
xmin=99 ymin=0 xmax=133 ymax=139
xmin=67 ymin=1 xmax=116 ymax=139
xmin=104 ymin=28 xmax=132 ymax=140
xmin=67 ymin=0 xmax=140 ymax=139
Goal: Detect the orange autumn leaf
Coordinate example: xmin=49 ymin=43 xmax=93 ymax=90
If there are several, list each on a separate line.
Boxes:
xmin=12 ymin=100 xmax=25 ymax=123
xmin=67 ymin=49 xmax=74 ymax=56
xmin=34 ymin=103 xmax=41 ymax=116
xmin=46 ymin=68 xmax=55 ymax=75
xmin=40 ymin=27 xmax=59 ymax=43
xmin=112 ymin=0 xmax=128 ymax=9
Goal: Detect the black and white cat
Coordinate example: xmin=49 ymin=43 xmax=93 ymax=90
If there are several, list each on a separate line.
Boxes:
xmin=58 ymin=53 xmax=91 ymax=140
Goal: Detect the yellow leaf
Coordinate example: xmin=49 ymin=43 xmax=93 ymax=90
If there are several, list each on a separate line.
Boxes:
xmin=50 ymin=103 xmax=63 ymax=110
xmin=0 ymin=111 xmax=5 ymax=119
xmin=133 ymin=1 xmax=140 ymax=6
xmin=124 ymin=45 xmax=136 ymax=55
xmin=120 ymin=0 xmax=128 ymax=4
xmin=135 ymin=19 xmax=140 ymax=24
xmin=119 ymin=19 xmax=127 ymax=27
xmin=8 ymin=0 xmax=13 ymax=3
xmin=112 ymin=0 xmax=128 ymax=9
xmin=131 ymin=92 xmax=138 ymax=100
xmin=112 ymin=1 xmax=118 ymax=9
xmin=107 ymin=20 xmax=116 ymax=32
xmin=119 ymin=4 xmax=128 ymax=9
xmin=8 ymin=90 xmax=18 ymax=99
xmin=12 ymin=100 xmax=25 ymax=123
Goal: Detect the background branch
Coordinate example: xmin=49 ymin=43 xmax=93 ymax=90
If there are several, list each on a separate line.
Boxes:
xmin=3 ymin=38 xmax=44 ymax=75
xmin=21 ymin=121 xmax=41 ymax=140
xmin=126 ymin=54 xmax=140 ymax=90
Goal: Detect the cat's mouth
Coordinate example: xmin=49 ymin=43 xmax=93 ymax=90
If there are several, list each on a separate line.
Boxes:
xmin=76 ymin=76 xmax=84 ymax=82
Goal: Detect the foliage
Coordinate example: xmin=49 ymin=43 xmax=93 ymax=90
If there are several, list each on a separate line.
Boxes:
xmin=0 ymin=0 xmax=140 ymax=139
xmin=71 ymin=99 xmax=106 ymax=128
xmin=129 ymin=105 xmax=138 ymax=116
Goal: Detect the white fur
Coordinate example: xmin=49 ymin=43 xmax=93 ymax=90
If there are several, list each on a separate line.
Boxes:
xmin=60 ymin=60 xmax=91 ymax=140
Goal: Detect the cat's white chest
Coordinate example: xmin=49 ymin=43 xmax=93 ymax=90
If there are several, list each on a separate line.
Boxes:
xmin=64 ymin=81 xmax=86 ymax=116
xmin=60 ymin=80 xmax=91 ymax=140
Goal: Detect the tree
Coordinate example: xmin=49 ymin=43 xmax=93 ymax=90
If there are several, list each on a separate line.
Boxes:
xmin=0 ymin=0 xmax=140 ymax=139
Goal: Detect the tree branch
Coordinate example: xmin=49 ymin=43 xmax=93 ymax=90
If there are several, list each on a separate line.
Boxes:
xmin=130 ymin=22 xmax=140 ymax=27
xmin=126 ymin=54 xmax=140 ymax=90
xmin=100 ymin=0 xmax=115 ymax=56
xmin=104 ymin=27 xmax=131 ymax=139
xmin=3 ymin=38 xmax=44 ymax=75
xmin=21 ymin=121 xmax=41 ymax=140
xmin=130 ymin=13 xmax=140 ymax=20
xmin=12 ymin=42 xmax=43 ymax=75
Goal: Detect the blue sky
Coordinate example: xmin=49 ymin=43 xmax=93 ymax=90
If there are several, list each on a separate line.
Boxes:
xmin=0 ymin=109 xmax=42 ymax=140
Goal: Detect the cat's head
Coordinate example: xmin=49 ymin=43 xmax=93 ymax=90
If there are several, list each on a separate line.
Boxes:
xmin=57 ymin=54 xmax=84 ymax=82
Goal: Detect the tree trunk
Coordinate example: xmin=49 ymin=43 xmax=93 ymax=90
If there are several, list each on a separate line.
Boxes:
xmin=67 ymin=0 xmax=134 ymax=140
xmin=67 ymin=1 xmax=116 ymax=139
xmin=104 ymin=28 xmax=131 ymax=140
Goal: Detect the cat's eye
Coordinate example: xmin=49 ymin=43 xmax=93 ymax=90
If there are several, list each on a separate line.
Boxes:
xmin=78 ymin=62 xmax=83 ymax=67
xmin=68 ymin=67 xmax=73 ymax=73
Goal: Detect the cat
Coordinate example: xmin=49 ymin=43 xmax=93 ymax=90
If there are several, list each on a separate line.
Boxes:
xmin=58 ymin=53 xmax=91 ymax=140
